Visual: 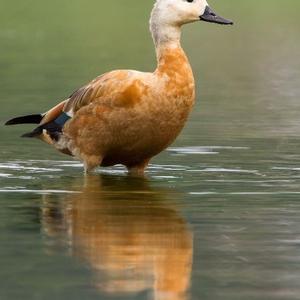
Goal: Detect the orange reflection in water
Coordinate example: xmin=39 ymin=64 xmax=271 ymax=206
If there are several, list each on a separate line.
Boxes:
xmin=42 ymin=176 xmax=193 ymax=300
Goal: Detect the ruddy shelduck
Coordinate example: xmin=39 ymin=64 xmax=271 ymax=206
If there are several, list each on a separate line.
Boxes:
xmin=6 ymin=0 xmax=233 ymax=175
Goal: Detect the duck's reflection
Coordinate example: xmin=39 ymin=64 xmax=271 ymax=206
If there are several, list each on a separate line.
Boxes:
xmin=41 ymin=175 xmax=193 ymax=300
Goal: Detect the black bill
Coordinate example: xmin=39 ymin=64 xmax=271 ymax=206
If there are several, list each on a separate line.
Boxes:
xmin=200 ymin=6 xmax=233 ymax=25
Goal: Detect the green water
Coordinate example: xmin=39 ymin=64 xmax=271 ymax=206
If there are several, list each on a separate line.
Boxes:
xmin=1 ymin=1 xmax=300 ymax=299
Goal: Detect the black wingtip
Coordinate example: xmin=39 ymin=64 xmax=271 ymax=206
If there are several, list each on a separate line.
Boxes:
xmin=5 ymin=114 xmax=43 ymax=126
xmin=21 ymin=126 xmax=43 ymax=138
xmin=5 ymin=119 xmax=15 ymax=126
xmin=21 ymin=132 xmax=36 ymax=138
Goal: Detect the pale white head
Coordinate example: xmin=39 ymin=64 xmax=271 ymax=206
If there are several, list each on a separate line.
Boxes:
xmin=150 ymin=0 xmax=233 ymax=45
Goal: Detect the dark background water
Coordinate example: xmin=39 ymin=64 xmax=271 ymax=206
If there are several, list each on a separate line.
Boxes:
xmin=1 ymin=1 xmax=300 ymax=299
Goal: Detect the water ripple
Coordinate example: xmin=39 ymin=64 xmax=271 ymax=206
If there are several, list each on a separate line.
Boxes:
xmin=190 ymin=191 xmax=300 ymax=196
xmin=273 ymin=167 xmax=300 ymax=171
xmin=0 ymin=163 xmax=62 ymax=172
xmin=0 ymin=173 xmax=11 ymax=178
xmin=168 ymin=146 xmax=249 ymax=155
xmin=0 ymin=189 xmax=80 ymax=195
xmin=188 ymin=168 xmax=260 ymax=174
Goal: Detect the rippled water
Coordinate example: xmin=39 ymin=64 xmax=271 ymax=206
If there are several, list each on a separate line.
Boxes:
xmin=1 ymin=1 xmax=300 ymax=300
xmin=1 ymin=141 xmax=300 ymax=299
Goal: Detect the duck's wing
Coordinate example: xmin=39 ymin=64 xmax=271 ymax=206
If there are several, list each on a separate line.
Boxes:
xmin=63 ymin=70 xmax=135 ymax=115
xmin=40 ymin=100 xmax=68 ymax=125
xmin=16 ymin=70 xmax=144 ymax=142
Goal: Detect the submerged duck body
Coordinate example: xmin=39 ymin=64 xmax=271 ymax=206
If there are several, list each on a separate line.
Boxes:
xmin=5 ymin=0 xmax=233 ymax=174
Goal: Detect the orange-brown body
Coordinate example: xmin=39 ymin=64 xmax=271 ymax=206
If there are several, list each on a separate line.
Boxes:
xmin=55 ymin=46 xmax=195 ymax=172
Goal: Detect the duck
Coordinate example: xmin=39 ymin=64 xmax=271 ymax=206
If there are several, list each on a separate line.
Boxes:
xmin=5 ymin=0 xmax=233 ymax=175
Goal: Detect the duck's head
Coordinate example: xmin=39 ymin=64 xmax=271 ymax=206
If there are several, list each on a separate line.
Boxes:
xmin=152 ymin=0 xmax=233 ymax=27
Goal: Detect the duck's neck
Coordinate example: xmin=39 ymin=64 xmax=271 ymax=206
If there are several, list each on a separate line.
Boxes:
xmin=150 ymin=10 xmax=191 ymax=76
xmin=155 ymin=43 xmax=190 ymax=78
xmin=152 ymin=30 xmax=193 ymax=83
xmin=150 ymin=21 xmax=181 ymax=50
xmin=150 ymin=8 xmax=182 ymax=57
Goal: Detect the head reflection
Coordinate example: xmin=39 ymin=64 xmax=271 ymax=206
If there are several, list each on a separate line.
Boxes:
xmin=42 ymin=175 xmax=193 ymax=300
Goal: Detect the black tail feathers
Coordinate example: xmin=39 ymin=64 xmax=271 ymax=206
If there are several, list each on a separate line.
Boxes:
xmin=22 ymin=121 xmax=62 ymax=141
xmin=5 ymin=114 xmax=43 ymax=126
xmin=6 ymin=111 xmax=69 ymax=141
xmin=21 ymin=127 xmax=43 ymax=138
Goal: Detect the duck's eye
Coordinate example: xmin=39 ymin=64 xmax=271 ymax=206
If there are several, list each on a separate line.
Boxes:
xmin=186 ymin=0 xmax=194 ymax=3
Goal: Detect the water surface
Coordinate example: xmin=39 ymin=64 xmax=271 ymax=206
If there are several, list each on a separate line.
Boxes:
xmin=1 ymin=1 xmax=300 ymax=299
